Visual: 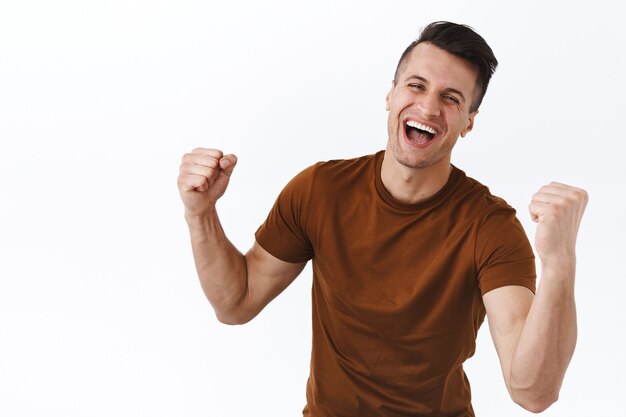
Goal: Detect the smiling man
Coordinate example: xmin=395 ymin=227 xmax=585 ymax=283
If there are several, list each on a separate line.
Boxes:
xmin=178 ymin=21 xmax=588 ymax=416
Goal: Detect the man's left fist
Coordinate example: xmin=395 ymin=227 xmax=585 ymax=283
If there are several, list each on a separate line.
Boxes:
xmin=529 ymin=182 xmax=589 ymax=265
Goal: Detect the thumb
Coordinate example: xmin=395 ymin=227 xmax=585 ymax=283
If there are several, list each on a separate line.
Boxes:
xmin=219 ymin=154 xmax=237 ymax=177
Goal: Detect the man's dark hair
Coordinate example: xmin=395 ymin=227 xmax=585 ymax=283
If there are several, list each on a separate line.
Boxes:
xmin=394 ymin=21 xmax=498 ymax=111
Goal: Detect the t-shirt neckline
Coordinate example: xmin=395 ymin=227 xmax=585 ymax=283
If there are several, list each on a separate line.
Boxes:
xmin=373 ymin=150 xmax=462 ymax=212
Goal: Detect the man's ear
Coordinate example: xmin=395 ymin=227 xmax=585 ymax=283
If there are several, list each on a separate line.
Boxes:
xmin=461 ymin=110 xmax=478 ymax=137
xmin=385 ymin=80 xmax=395 ymax=111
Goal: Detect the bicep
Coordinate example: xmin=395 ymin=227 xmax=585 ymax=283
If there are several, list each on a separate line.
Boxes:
xmin=483 ymin=285 xmax=534 ymax=387
xmin=242 ymin=240 xmax=307 ymax=317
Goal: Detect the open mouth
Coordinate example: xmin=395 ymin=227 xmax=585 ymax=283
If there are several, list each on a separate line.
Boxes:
xmin=405 ymin=120 xmax=437 ymax=146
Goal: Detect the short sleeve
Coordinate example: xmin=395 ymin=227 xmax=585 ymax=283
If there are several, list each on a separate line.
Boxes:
xmin=475 ymin=207 xmax=536 ymax=295
xmin=255 ymin=165 xmax=315 ymax=263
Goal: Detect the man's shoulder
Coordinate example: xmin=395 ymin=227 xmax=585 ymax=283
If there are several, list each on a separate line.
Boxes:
xmin=305 ymin=151 xmax=382 ymax=183
xmin=312 ymin=151 xmax=381 ymax=171
xmin=283 ymin=151 xmax=381 ymax=198
xmin=453 ymin=168 xmax=518 ymax=218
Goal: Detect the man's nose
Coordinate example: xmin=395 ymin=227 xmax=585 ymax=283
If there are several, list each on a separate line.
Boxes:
xmin=416 ymin=93 xmax=441 ymax=118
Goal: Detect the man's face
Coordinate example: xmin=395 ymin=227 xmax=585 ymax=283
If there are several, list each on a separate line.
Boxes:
xmin=386 ymin=42 xmax=479 ymax=170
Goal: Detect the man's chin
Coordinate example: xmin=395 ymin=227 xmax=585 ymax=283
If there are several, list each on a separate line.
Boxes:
xmin=390 ymin=146 xmax=433 ymax=170
xmin=398 ymin=158 xmax=433 ymax=170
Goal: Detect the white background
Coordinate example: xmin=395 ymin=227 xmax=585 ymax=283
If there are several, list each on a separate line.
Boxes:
xmin=1 ymin=0 xmax=624 ymax=415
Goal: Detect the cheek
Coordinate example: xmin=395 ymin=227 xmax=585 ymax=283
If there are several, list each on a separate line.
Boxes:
xmin=448 ymin=110 xmax=470 ymax=131
xmin=461 ymin=115 xmax=474 ymax=132
xmin=387 ymin=112 xmax=397 ymax=133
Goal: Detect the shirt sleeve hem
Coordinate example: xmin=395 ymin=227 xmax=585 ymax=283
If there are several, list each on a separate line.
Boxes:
xmin=255 ymin=231 xmax=311 ymax=264
xmin=480 ymin=277 xmax=536 ymax=296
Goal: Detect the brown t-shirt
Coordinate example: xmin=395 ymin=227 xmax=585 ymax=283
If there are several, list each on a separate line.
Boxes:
xmin=255 ymin=151 xmax=536 ymax=417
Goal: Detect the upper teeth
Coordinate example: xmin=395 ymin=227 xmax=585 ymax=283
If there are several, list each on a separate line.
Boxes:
xmin=406 ymin=120 xmax=437 ymax=135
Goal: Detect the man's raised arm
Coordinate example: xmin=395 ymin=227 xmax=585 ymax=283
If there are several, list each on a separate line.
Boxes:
xmin=483 ymin=182 xmax=588 ymax=412
xmin=178 ymin=148 xmax=306 ymax=325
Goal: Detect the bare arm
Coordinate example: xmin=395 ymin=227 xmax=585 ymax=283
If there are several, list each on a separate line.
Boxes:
xmin=484 ymin=182 xmax=588 ymax=412
xmin=179 ymin=148 xmax=306 ymax=325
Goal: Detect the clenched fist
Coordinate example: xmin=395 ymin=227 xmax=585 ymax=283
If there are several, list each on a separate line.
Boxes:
xmin=529 ymin=182 xmax=588 ymax=267
xmin=177 ymin=148 xmax=238 ymax=217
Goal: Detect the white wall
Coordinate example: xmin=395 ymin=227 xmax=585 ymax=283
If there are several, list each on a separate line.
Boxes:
xmin=1 ymin=0 xmax=624 ymax=415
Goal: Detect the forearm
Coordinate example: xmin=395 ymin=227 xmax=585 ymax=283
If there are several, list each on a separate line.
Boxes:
xmin=509 ymin=259 xmax=577 ymax=410
xmin=186 ymin=206 xmax=249 ymax=324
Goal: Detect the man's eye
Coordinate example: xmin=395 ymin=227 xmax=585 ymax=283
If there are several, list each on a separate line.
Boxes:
xmin=443 ymin=95 xmax=460 ymax=104
xmin=408 ymin=83 xmax=424 ymax=90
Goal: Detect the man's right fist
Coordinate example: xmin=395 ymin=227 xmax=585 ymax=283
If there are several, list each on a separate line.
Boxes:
xmin=177 ymin=148 xmax=237 ymax=216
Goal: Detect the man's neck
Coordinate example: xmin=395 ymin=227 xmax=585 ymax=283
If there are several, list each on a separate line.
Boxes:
xmin=380 ymin=152 xmax=453 ymax=205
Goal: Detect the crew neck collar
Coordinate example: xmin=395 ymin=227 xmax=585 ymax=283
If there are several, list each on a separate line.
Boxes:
xmin=373 ymin=150 xmax=462 ymax=212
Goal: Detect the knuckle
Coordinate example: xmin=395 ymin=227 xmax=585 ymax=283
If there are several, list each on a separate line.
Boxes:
xmin=208 ymin=157 xmax=220 ymax=168
xmin=191 ymin=176 xmax=207 ymax=189
xmin=192 ymin=148 xmax=223 ymax=158
xmin=563 ymin=189 xmax=580 ymax=205
xmin=206 ymin=165 xmax=217 ymax=176
xmin=179 ymin=162 xmax=194 ymax=174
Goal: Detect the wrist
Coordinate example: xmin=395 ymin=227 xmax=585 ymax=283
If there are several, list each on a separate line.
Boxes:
xmin=539 ymin=255 xmax=576 ymax=284
xmin=184 ymin=205 xmax=218 ymax=224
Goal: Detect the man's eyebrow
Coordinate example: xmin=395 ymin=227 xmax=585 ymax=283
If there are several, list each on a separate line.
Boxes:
xmin=404 ymin=74 xmax=466 ymax=102
xmin=405 ymin=75 xmax=428 ymax=83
